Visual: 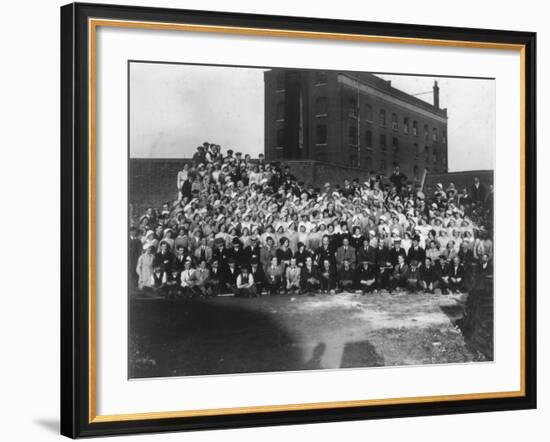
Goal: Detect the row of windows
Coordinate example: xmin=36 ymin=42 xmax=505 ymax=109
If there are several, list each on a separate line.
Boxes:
xmin=276 ymin=125 xmax=446 ymax=165
xmin=275 ymin=98 xmax=447 ymax=143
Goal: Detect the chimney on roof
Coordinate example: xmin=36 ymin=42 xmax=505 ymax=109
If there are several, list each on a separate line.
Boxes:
xmin=433 ymin=80 xmax=440 ymax=108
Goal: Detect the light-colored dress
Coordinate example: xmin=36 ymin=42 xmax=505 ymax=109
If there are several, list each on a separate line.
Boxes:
xmin=136 ymin=252 xmax=155 ymax=290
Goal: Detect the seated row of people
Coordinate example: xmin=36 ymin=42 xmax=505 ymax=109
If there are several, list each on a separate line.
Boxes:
xmin=138 ymin=251 xmax=492 ymax=300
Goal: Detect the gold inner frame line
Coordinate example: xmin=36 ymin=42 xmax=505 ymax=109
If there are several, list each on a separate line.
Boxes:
xmin=87 ymin=18 xmax=527 ymax=424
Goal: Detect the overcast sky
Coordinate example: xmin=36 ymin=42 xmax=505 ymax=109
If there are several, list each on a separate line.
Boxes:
xmin=129 ymin=62 xmax=495 ymax=171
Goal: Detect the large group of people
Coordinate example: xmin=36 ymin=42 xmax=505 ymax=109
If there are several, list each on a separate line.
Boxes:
xmin=130 ymin=142 xmax=494 ymax=299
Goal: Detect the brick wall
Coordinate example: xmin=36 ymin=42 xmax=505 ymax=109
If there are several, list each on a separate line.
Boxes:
xmin=129 ymin=159 xmax=192 ymax=216
xmin=284 ymin=160 xmax=371 ymax=188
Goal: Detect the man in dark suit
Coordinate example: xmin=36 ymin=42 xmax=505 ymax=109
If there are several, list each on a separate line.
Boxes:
xmin=389 ymin=164 xmax=408 ymax=194
xmin=407 ymin=235 xmax=426 ymax=264
xmin=437 ymin=254 xmax=452 ymax=294
xmin=205 ymin=259 xmax=223 ymax=297
xmin=244 ymin=235 xmax=262 ymax=267
xmin=356 ymin=260 xmax=378 ymax=294
xmin=389 ymin=239 xmax=407 ymax=266
xmin=212 ymin=239 xmax=230 ymax=272
xmin=470 ymin=176 xmax=487 ymax=206
xmin=224 ymin=258 xmax=240 ymax=294
xmin=250 ymin=259 xmax=266 ymax=294
xmin=357 ymin=238 xmax=378 ymax=267
xmin=173 ymin=245 xmax=188 ymax=278
xmin=419 ymin=257 xmax=439 ymax=293
xmin=337 ymin=258 xmax=355 ymax=292
xmin=335 ymin=237 xmax=356 ymax=270
xmin=226 ymin=237 xmax=247 ymax=268
xmin=449 ymin=256 xmax=466 ymax=293
xmin=300 ymin=256 xmax=320 ymax=294
xmin=265 ymin=256 xmax=284 ymax=294
xmin=153 ymin=241 xmax=174 ymax=272
xmin=315 ymin=235 xmax=335 ymax=267
xmin=389 ymin=254 xmax=409 ymax=292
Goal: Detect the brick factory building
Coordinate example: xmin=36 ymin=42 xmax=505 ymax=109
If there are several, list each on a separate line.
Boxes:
xmin=264 ymin=69 xmax=449 ymax=182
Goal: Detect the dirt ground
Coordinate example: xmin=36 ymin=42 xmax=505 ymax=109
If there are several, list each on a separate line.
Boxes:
xmin=129 ymin=291 xmax=487 ymax=378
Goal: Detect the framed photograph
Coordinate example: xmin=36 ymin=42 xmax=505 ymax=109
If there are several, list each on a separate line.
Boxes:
xmin=60 ymin=2 xmax=537 ymax=438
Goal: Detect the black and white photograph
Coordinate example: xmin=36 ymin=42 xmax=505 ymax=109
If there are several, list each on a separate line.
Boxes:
xmin=128 ymin=61 xmax=495 ymax=379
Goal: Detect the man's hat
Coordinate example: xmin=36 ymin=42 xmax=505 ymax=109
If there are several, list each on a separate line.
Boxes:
xmin=410 ymin=259 xmax=419 ymax=267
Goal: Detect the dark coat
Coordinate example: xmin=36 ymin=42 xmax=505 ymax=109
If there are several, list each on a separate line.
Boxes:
xmin=300 ymin=265 xmax=320 ymax=284
xmin=357 ymin=264 xmax=378 ymax=282
xmin=449 ymin=264 xmax=465 ymax=279
xmin=153 ymin=251 xmax=174 ymax=271
xmin=357 ymin=245 xmax=378 ymax=265
xmin=420 ymin=264 xmax=438 ymax=283
xmin=407 ymin=246 xmax=426 ymax=264
xmin=389 ymin=247 xmax=407 ymax=266
xmin=315 ymin=245 xmax=335 ymax=266
xmin=470 ymin=182 xmax=487 ymax=203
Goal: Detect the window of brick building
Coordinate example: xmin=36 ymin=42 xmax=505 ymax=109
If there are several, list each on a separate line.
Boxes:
xmin=379 ymin=109 xmax=386 ymax=126
xmin=414 ymin=143 xmax=419 ymax=158
xmin=403 ymin=117 xmax=409 ymax=133
xmin=392 ymin=137 xmax=399 ymax=153
xmin=391 ymin=113 xmax=398 ymax=130
xmin=315 ymin=96 xmax=328 ymax=116
xmin=316 ymin=123 xmax=327 ymax=145
xmin=413 ymin=165 xmax=419 ymax=181
xmin=380 ymin=133 xmax=386 ymax=151
xmin=365 ymin=103 xmax=373 ymax=122
xmin=443 ymin=129 xmax=447 ymax=144
xmin=424 ymin=145 xmax=430 ymax=162
xmin=433 ymin=148 xmax=438 ymax=163
xmin=412 ymin=120 xmax=418 ymax=136
xmin=380 ymin=159 xmax=387 ymax=174
xmin=433 ymin=127 xmax=438 ymax=141
xmin=424 ymin=124 xmax=429 ymax=140
xmin=365 ymin=130 xmax=373 ymax=149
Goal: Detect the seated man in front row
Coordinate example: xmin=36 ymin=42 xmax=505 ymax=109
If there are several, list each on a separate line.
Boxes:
xmin=406 ymin=259 xmax=421 ymax=293
xmin=265 ymin=256 xmax=284 ymax=294
xmin=449 ymin=255 xmax=466 ymax=293
xmin=300 ymin=256 xmax=320 ymax=294
xmin=193 ymin=259 xmax=210 ymax=297
xmin=205 ymin=259 xmax=223 ymax=297
xmin=236 ymin=265 xmax=257 ymax=297
xmin=250 ymin=259 xmax=266 ymax=295
xmin=357 ymin=260 xmax=377 ymax=294
xmin=389 ymin=254 xmax=409 ymax=293
xmin=337 ymin=257 xmax=355 ymax=292
xmin=285 ymin=257 xmax=302 ymax=294
xmin=419 ymin=257 xmax=439 ymax=293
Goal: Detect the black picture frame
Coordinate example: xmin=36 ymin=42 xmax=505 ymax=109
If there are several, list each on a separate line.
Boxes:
xmin=61 ymin=2 xmax=537 ymax=438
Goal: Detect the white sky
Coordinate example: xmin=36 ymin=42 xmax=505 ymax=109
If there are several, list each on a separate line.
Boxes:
xmin=130 ymin=62 xmax=495 ymax=171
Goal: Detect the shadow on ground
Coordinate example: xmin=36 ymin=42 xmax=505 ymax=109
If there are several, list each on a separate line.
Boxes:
xmin=130 ymin=298 xmax=305 ymax=378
